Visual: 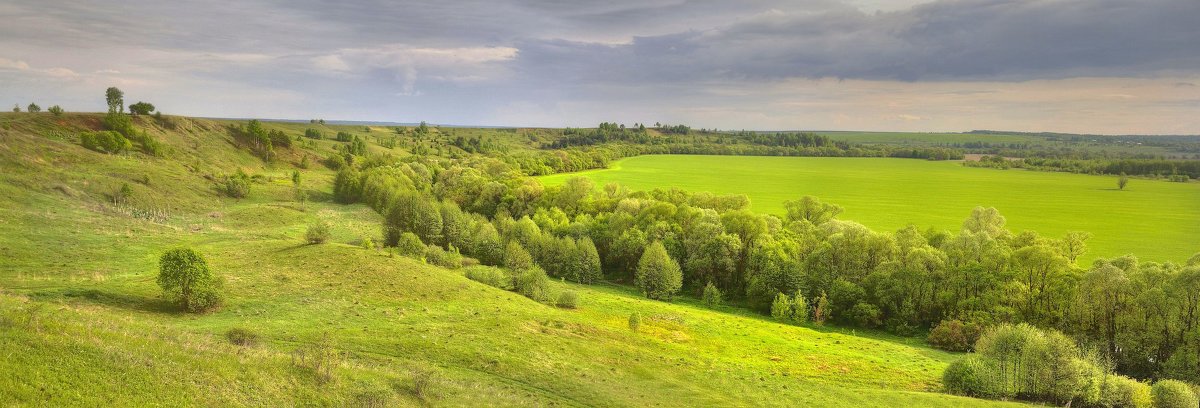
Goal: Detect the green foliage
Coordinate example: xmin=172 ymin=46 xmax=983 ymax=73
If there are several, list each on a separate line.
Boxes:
xmin=1151 ymin=380 xmax=1198 ymax=408
xmin=1118 ymin=173 xmax=1130 ymax=190
xmin=927 ymin=320 xmax=983 ymax=352
xmin=157 ymin=248 xmax=223 ymax=313
xmin=79 ymin=130 xmax=131 ymax=154
xmin=395 ymin=232 xmax=426 ymax=257
xmin=304 ymin=128 xmax=323 ymax=139
xmin=1099 ymin=376 xmax=1153 ymax=408
xmin=556 ymin=290 xmax=579 ymax=309
xmin=790 ymin=293 xmax=809 ymax=323
xmin=513 ymin=266 xmax=551 ymax=302
xmin=113 ymin=182 xmax=133 ymax=204
xmin=48 ymin=105 xmax=63 ymax=116
xmin=336 ymin=131 xmax=353 ymax=142
xmin=812 ymin=292 xmax=831 ymax=325
xmin=628 ymin=312 xmax=642 ymax=331
xmin=770 ymin=292 xmax=791 ymax=319
xmin=424 ymin=244 xmax=463 ymax=269
xmin=361 ymin=237 xmax=374 ymax=250
xmin=943 ymin=355 xmax=1003 ymax=398
xmin=634 ymin=242 xmax=682 ymax=301
xmin=26 ymin=103 xmax=41 ymax=113
xmin=293 ymin=333 xmax=342 ymax=385
xmin=847 ymin=302 xmax=882 ymax=328
xmin=105 ymin=87 xmax=124 ymax=113
xmin=11 ymin=104 xmax=18 ymax=113
xmin=225 ymin=327 xmax=260 ymax=347
xmin=306 ymin=220 xmax=331 ymax=244
xmin=128 ymin=101 xmax=155 ymax=115
xmin=464 ymin=265 xmax=512 ymax=290
xmin=503 ymin=241 xmax=534 ymax=271
xmin=701 ymin=282 xmax=722 ymax=308
xmin=332 ymin=167 xmax=361 ymax=203
xmin=222 ymin=169 xmax=251 ymax=198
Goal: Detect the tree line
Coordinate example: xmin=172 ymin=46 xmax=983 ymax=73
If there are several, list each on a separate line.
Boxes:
xmin=329 ymin=153 xmax=1200 ymax=387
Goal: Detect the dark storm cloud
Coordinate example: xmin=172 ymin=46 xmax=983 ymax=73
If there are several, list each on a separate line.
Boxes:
xmin=514 ymin=0 xmax=1200 ymax=84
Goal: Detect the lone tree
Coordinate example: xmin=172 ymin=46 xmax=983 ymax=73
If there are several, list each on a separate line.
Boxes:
xmin=1117 ymin=173 xmax=1129 ymax=190
xmin=128 ymin=101 xmax=155 ymax=115
xmin=157 ymin=248 xmax=223 ymax=312
xmin=11 ymin=104 xmax=19 ymax=113
xmin=634 ymin=242 xmax=683 ymax=301
xmin=48 ymin=105 xmax=64 ymax=116
xmin=105 ymin=87 xmax=124 ymax=113
xmin=26 ymin=103 xmax=41 ymax=113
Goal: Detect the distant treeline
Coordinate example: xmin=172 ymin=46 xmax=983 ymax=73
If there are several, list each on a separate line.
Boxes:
xmin=966 ymin=156 xmax=1199 ymax=179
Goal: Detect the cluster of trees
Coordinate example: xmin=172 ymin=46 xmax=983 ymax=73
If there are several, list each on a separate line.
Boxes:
xmin=944 ymin=323 xmax=1198 ymax=408
xmin=330 ymin=153 xmax=1199 ymax=386
xmin=967 ymin=156 xmax=1198 ymax=180
xmin=78 ymin=87 xmax=165 ymax=156
xmin=227 ymin=119 xmax=290 ymax=160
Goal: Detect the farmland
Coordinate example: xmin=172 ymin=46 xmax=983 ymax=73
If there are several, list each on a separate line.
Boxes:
xmin=540 ymin=154 xmax=1200 ymax=263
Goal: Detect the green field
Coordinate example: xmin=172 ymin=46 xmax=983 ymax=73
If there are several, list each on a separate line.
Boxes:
xmin=540 ymin=155 xmax=1200 ymax=263
xmin=0 ymin=114 xmax=1022 ymax=406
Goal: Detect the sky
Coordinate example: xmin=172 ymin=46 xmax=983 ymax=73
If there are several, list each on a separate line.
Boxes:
xmin=1 ymin=0 xmax=1198 ymax=134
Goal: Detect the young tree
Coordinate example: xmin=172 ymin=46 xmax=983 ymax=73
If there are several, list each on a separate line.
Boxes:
xmin=157 ymin=248 xmax=223 ymax=312
xmin=813 ymin=292 xmax=831 ymax=325
xmin=577 ymin=237 xmax=603 ymax=284
xmin=702 ymin=282 xmax=722 ymax=307
xmin=306 ymin=220 xmax=331 ymax=244
xmin=771 ymin=292 xmax=791 ymax=319
xmin=503 ymin=241 xmax=534 ymax=271
xmin=11 ymin=104 xmax=19 ymax=113
xmin=634 ymin=242 xmax=683 ymax=301
xmin=26 ymin=103 xmax=40 ymax=113
xmin=1117 ymin=173 xmax=1129 ymax=190
xmin=48 ymin=105 xmax=64 ymax=116
xmin=790 ymin=292 xmax=809 ymax=323
xmin=105 ymin=87 xmax=124 ymax=113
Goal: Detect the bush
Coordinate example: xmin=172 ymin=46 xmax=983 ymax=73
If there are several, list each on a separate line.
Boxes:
xmin=1099 ymin=375 xmax=1152 ymax=408
xmin=128 ymin=101 xmax=155 ymax=115
xmin=157 ymin=248 xmax=223 ymax=313
xmin=396 ymin=232 xmax=425 ymax=257
xmin=336 ymin=131 xmax=353 ymax=142
xmin=304 ymin=128 xmax=323 ymax=139
xmin=770 ymin=292 xmax=791 ymax=319
xmin=410 ymin=367 xmax=438 ymax=402
xmin=324 ymin=153 xmax=347 ymax=170
xmin=1152 ymin=380 xmax=1198 ymax=408
xmin=847 ymin=302 xmax=882 ymax=328
xmin=306 ymin=221 xmax=331 ymax=244
xmin=928 ymin=319 xmax=984 ymax=352
xmin=27 ymin=103 xmax=40 ymax=113
xmin=48 ymin=105 xmax=64 ymax=116
xmin=943 ymin=355 xmax=1004 ymax=398
xmin=424 ymin=244 xmax=463 ymax=269
xmin=503 ymin=241 xmax=534 ymax=271
xmin=628 ymin=312 xmax=642 ymax=331
xmin=79 ymin=130 xmax=131 ymax=154
xmin=513 ymin=266 xmax=551 ymax=302
xmin=702 ymin=282 xmax=722 ymax=307
xmin=464 ymin=265 xmax=512 ymax=290
xmin=556 ymin=290 xmax=579 ymax=309
xmin=361 ymin=237 xmax=374 ymax=250
xmin=226 ymin=327 xmax=260 ymax=347
xmin=293 ymin=333 xmax=342 ymax=385
xmin=223 ymin=170 xmax=251 ymax=198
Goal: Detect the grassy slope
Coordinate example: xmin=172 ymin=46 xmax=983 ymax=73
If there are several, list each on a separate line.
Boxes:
xmin=0 ymin=113 xmax=1023 ymax=407
xmin=539 ymin=155 xmax=1200 ymax=264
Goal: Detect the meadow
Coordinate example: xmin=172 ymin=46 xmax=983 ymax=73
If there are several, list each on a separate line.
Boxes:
xmin=0 ymin=113 xmax=1024 ymax=406
xmin=540 ymin=155 xmax=1200 ymax=263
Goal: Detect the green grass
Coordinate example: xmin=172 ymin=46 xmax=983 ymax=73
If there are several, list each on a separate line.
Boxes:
xmin=0 ymin=113 xmax=1025 ymax=406
xmin=539 ymin=155 xmax=1200 ymax=263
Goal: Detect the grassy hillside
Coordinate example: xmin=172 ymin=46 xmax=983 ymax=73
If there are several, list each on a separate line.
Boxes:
xmin=539 ymin=155 xmax=1200 ymax=263
xmin=0 ymin=113 xmax=1024 ymax=406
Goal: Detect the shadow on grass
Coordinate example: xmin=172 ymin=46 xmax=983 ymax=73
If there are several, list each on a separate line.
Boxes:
xmin=33 ymin=288 xmax=179 ymax=314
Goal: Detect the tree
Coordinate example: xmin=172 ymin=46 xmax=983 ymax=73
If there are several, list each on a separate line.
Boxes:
xmin=702 ymin=282 xmax=722 ymax=307
xmin=577 ymin=237 xmax=603 ymax=284
xmin=1118 ymin=173 xmax=1129 ymax=190
xmin=128 ymin=101 xmax=155 ymax=115
xmin=634 ymin=242 xmax=683 ymax=301
xmin=503 ymin=241 xmax=534 ymax=271
xmin=26 ymin=103 xmax=40 ymax=113
xmin=105 ymin=87 xmax=124 ymax=113
xmin=306 ymin=221 xmax=331 ymax=244
xmin=771 ymin=292 xmax=791 ymax=319
xmin=790 ymin=292 xmax=809 ymax=323
xmin=157 ymin=248 xmax=223 ymax=312
xmin=1151 ymin=380 xmax=1197 ymax=408
xmin=11 ymin=104 xmax=19 ymax=112
xmin=48 ymin=105 xmax=64 ymax=116
xmin=813 ymin=292 xmax=831 ymax=325
xmin=783 ymin=196 xmax=843 ymax=225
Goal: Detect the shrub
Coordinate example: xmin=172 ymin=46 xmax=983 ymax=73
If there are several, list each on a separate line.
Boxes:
xmin=304 ymin=128 xmax=323 ymax=139
xmin=410 ymin=367 xmax=438 ymax=402
xmin=80 ymin=130 xmax=131 ymax=154
xmin=226 ymin=327 xmax=260 ymax=347
xmin=157 ymin=248 xmax=223 ymax=313
xmin=556 ymin=290 xmax=579 ymax=309
xmin=324 ymin=153 xmax=347 ymax=170
xmin=424 ymin=244 xmax=463 ymax=269
xmin=628 ymin=312 xmax=642 ymax=331
xmin=128 ymin=101 xmax=155 ymax=115
xmin=336 ymin=131 xmax=353 ymax=142
xmin=790 ymin=293 xmax=809 ymax=323
xmin=113 ymin=182 xmax=133 ymax=204
xmin=293 ymin=333 xmax=342 ymax=385
xmin=1151 ymin=380 xmax=1198 ymax=408
xmin=513 ymin=266 xmax=551 ymax=302
xmin=847 ymin=302 xmax=882 ymax=328
xmin=223 ymin=170 xmax=251 ymax=198
xmin=1099 ymin=375 xmax=1152 ymax=408
xmin=306 ymin=221 xmax=331 ymax=244
xmin=464 ymin=265 xmax=512 ymax=290
xmin=503 ymin=241 xmax=534 ymax=271
xmin=928 ymin=319 xmax=984 ymax=352
xmin=48 ymin=105 xmax=64 ymax=116
xmin=396 ymin=232 xmax=425 ymax=257
xmin=361 ymin=237 xmax=374 ymax=250
xmin=702 ymin=282 xmax=722 ymax=307
xmin=770 ymin=292 xmax=791 ymax=319
xmin=943 ymin=355 xmax=1004 ymax=398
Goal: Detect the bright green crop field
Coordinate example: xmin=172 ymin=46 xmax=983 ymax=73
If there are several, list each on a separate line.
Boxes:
xmin=540 ymin=155 xmax=1200 ymax=263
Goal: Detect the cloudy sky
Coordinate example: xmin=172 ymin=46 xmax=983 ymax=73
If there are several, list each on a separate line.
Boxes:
xmin=2 ymin=0 xmax=1198 ymax=134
